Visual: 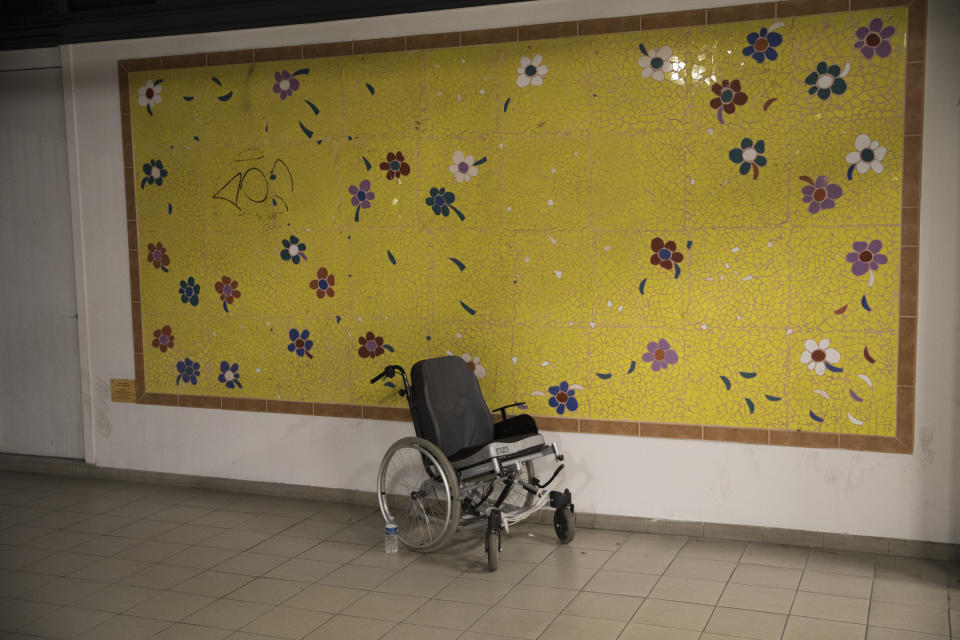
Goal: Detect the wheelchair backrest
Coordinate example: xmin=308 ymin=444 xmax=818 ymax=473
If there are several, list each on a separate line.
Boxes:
xmin=410 ymin=356 xmax=495 ymax=458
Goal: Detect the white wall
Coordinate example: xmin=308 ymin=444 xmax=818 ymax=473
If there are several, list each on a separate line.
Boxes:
xmin=63 ymin=0 xmax=960 ymax=543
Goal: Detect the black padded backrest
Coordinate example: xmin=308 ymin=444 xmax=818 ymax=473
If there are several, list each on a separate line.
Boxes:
xmin=411 ymin=356 xmax=495 ymax=457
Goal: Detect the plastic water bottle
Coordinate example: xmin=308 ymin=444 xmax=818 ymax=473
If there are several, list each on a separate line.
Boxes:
xmin=384 ymin=523 xmax=399 ymax=554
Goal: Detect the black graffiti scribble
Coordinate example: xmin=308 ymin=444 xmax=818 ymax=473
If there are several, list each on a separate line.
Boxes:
xmin=213 ymin=152 xmax=292 ymax=220
xmin=234 ymin=148 xmax=265 ymax=162
xmin=213 ymin=172 xmax=242 ymax=210
xmin=241 ymin=168 xmax=268 ymax=203
xmin=270 ymin=159 xmax=293 ymax=191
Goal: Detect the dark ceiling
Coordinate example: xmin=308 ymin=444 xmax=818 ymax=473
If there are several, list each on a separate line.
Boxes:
xmin=0 ymin=0 xmax=520 ymax=51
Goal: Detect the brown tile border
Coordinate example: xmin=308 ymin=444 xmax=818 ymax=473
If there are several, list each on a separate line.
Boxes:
xmin=518 ymin=21 xmax=578 ymax=41
xmin=703 ymin=426 xmax=770 ymax=445
xmin=253 ymin=46 xmax=303 ymax=62
xmin=905 ymin=0 xmax=927 ymax=62
xmin=162 ymin=53 xmax=206 ymax=69
xmin=129 ymin=251 xmax=141 ymax=306
xmin=534 ymin=415 xmax=579 ymax=433
xmin=577 ymin=16 xmax=640 ymax=36
xmin=119 ymin=57 xmax=162 ymax=72
xmin=900 ymin=135 xmax=923 ymax=209
xmin=461 ymin=27 xmax=518 ymax=47
xmin=642 ymin=9 xmax=707 ymax=30
xmin=641 ymin=422 xmax=702 ymax=440
xmin=903 ymin=64 xmax=924 ymax=136
xmin=769 ymin=430 xmax=840 ymax=449
xmin=120 ymin=115 xmax=133 ymax=168
xmin=206 ymin=50 xmax=254 ymax=66
xmin=302 ymin=42 xmax=354 ymax=58
xmin=117 ymin=64 xmax=130 ymax=115
xmin=838 ymin=433 xmax=911 ymax=453
xmin=897 ymin=316 xmax=918 ymax=385
xmin=899 ymin=246 xmax=919 ymax=317
xmin=707 ymin=3 xmax=776 ymax=23
xmin=314 ymin=403 xmax=363 ymax=419
xmin=353 ymin=37 xmax=405 ymax=55
xmin=131 ymin=302 xmax=143 ymax=354
xmin=126 ymin=220 xmax=138 ymax=253
xmin=133 ymin=351 xmax=145 ymax=384
xmin=127 ymin=250 xmax=141 ymax=303
xmin=222 ymin=397 xmax=267 ymax=412
xmin=124 ymin=168 xmax=137 ymax=216
xmin=405 ymin=32 xmax=460 ymax=51
xmin=901 ymin=207 xmax=919 ymax=246
xmin=776 ymin=0 xmax=849 ymax=17
xmin=140 ymin=392 xmax=178 ymax=406
xmin=134 ymin=371 xmax=145 ymax=400
xmin=579 ymin=419 xmax=639 ymax=437
xmin=179 ymin=394 xmax=222 ymax=410
xmin=896 ymin=385 xmax=915 ymax=450
xmin=267 ymin=399 xmax=313 ymax=416
xmin=118 ymin=0 xmax=923 ymax=454
xmin=852 ymin=0 xmax=913 ymax=10
xmin=362 ymin=405 xmax=411 ymax=421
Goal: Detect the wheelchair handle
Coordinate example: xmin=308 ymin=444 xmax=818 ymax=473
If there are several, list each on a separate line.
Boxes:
xmin=370 ymin=365 xmax=413 ymax=401
xmin=369 ymin=367 xmax=393 ymax=384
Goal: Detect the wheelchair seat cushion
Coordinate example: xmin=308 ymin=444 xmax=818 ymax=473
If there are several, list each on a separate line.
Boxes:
xmin=449 ymin=431 xmax=544 ymax=465
xmin=411 ymin=356 xmax=495 ymax=458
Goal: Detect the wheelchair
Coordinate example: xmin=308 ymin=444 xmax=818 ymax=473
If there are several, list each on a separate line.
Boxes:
xmin=370 ymin=355 xmax=575 ymax=571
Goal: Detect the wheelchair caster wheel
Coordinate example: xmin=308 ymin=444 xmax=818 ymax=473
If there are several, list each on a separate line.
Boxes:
xmin=554 ymin=507 xmax=575 ymax=544
xmin=486 ymin=530 xmax=499 ymax=571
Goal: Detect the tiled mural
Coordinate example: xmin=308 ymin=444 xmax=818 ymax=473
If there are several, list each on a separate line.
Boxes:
xmin=126 ymin=7 xmax=913 ymax=440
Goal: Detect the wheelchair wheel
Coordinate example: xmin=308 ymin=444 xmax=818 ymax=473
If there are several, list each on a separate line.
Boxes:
xmin=378 ymin=437 xmax=460 ymax=552
xmin=486 ymin=530 xmax=499 ymax=572
xmin=554 ymin=507 xmax=576 ymax=544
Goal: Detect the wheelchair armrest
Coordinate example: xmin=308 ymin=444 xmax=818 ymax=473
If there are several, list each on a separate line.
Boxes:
xmin=493 ymin=413 xmax=538 ymax=440
xmin=491 ymin=401 xmax=526 ymax=422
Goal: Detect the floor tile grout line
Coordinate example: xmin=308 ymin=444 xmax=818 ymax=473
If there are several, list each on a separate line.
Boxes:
xmin=783 ymin=545 xmax=813 ymax=640
xmin=626 ymin=541 xmax=676 ymax=634
xmin=863 ymin=552 xmax=877 ymax=636
xmin=698 ymin=539 xmax=747 ymax=640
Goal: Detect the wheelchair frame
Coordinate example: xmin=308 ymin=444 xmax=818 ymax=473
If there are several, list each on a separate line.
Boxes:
xmin=371 ymin=363 xmax=576 ymax=571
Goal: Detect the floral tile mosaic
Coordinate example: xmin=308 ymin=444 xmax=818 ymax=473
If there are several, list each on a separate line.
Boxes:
xmin=127 ymin=7 xmax=910 ymax=438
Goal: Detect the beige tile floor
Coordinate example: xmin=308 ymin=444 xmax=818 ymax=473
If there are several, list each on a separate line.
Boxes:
xmin=0 ymin=471 xmax=956 ymax=639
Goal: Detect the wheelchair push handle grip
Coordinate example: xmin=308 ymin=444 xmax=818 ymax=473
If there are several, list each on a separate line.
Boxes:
xmin=370 ymin=364 xmax=412 ymax=402
xmin=369 ymin=367 xmax=393 ymax=384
